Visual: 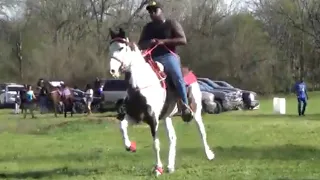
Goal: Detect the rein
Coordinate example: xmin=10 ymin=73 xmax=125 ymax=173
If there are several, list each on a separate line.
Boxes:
xmin=109 ymin=38 xmax=131 ymax=72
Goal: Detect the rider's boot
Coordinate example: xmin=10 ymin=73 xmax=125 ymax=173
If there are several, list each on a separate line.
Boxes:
xmin=178 ymin=100 xmax=193 ymax=122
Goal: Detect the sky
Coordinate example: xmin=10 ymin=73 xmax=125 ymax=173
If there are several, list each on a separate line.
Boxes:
xmin=0 ymin=0 xmax=249 ymax=20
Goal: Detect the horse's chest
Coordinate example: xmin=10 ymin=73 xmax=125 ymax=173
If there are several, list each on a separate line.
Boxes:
xmin=125 ymin=89 xmax=150 ymax=123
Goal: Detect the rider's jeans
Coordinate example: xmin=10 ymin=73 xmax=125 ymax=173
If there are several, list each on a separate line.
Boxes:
xmin=153 ymin=53 xmax=188 ymax=105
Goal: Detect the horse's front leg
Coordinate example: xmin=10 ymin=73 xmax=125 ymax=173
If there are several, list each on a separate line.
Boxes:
xmin=164 ymin=117 xmax=177 ymax=173
xmin=120 ymin=115 xmax=136 ymax=152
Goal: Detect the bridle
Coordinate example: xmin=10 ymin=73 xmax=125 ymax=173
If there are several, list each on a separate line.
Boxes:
xmin=109 ymin=37 xmax=165 ymax=90
xmin=109 ymin=37 xmax=134 ymax=73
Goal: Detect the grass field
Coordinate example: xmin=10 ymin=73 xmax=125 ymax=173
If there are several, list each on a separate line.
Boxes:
xmin=0 ymin=93 xmax=320 ymax=180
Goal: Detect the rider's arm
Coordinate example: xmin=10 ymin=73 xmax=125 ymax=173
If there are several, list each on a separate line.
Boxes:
xmin=163 ymin=20 xmax=187 ymax=46
xmin=138 ymin=24 xmax=151 ymax=50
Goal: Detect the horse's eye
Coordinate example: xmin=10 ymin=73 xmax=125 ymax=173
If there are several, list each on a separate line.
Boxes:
xmin=119 ymin=47 xmax=124 ymax=51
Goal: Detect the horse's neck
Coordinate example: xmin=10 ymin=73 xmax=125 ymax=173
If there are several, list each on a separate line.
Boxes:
xmin=128 ymin=53 xmax=161 ymax=89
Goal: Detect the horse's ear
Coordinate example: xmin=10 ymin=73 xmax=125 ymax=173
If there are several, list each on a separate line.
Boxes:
xmin=118 ymin=28 xmax=126 ymax=38
xmin=109 ymin=28 xmax=115 ymax=39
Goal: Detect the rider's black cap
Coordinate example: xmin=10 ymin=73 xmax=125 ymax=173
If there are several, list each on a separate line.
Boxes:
xmin=146 ymin=1 xmax=163 ymax=10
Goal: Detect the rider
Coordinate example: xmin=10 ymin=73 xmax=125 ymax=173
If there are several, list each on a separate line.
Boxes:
xmin=138 ymin=0 xmax=192 ymax=122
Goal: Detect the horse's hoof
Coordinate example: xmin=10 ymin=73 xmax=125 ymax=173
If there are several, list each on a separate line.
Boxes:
xmin=206 ymin=150 xmax=215 ymax=160
xmin=125 ymin=141 xmax=136 ymax=152
xmin=181 ymin=111 xmax=193 ymax=123
xmin=167 ymin=167 xmax=175 ymax=174
xmin=154 ymin=166 xmax=163 ymax=176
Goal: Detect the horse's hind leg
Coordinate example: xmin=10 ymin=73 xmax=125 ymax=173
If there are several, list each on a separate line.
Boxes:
xmin=164 ymin=117 xmax=177 ymax=173
xmin=194 ymin=109 xmax=215 ymax=160
xmin=147 ymin=114 xmax=163 ymax=176
xmin=190 ymin=83 xmax=215 ymax=160
xmin=120 ymin=115 xmax=136 ymax=152
xmin=54 ymin=104 xmax=58 ymax=117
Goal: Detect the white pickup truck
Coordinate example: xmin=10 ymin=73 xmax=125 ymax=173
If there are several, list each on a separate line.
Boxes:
xmin=0 ymin=83 xmax=25 ymax=107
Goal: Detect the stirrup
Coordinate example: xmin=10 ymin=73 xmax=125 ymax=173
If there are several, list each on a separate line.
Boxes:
xmin=180 ymin=101 xmax=194 ymax=115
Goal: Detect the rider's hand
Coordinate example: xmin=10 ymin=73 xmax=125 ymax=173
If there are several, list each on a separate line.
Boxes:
xmin=150 ymin=39 xmax=157 ymax=44
xmin=151 ymin=39 xmax=166 ymax=45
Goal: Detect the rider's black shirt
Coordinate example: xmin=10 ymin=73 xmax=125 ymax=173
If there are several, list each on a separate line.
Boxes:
xmin=140 ymin=20 xmax=176 ymax=58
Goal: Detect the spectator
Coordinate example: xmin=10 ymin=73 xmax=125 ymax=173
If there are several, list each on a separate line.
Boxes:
xmin=94 ymin=77 xmax=101 ymax=97
xmin=294 ymin=77 xmax=308 ymax=116
xmin=19 ymin=85 xmax=27 ymax=114
xmin=14 ymin=91 xmax=21 ymax=114
xmin=39 ymin=83 xmax=49 ymax=114
xmin=24 ymin=85 xmax=36 ymax=119
xmin=85 ymin=84 xmax=94 ymax=115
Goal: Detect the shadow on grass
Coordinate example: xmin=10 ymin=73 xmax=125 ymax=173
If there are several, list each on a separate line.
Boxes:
xmin=182 ymin=144 xmax=320 ymax=160
xmin=0 ymin=144 xmax=319 ymax=178
xmin=0 ymin=166 xmax=104 ymax=179
xmin=28 ymin=118 xmax=114 ymax=135
xmin=233 ymin=113 xmax=320 ymax=121
xmin=0 ymin=149 xmax=104 ymax=163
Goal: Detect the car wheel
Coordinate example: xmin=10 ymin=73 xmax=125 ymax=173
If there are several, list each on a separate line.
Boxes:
xmin=74 ymin=101 xmax=85 ymax=114
xmin=214 ymin=100 xmax=223 ymax=114
xmin=91 ymin=103 xmax=101 ymax=113
xmin=202 ymin=101 xmax=216 ymax=114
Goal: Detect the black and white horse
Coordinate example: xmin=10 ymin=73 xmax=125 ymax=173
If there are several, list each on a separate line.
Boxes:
xmin=108 ymin=28 xmax=214 ymax=176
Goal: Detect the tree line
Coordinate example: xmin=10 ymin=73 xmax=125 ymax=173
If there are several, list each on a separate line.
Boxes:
xmin=0 ymin=0 xmax=319 ymax=94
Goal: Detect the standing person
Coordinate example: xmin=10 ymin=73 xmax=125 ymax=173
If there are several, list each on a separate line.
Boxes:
xmin=85 ymin=84 xmax=94 ymax=115
xmin=19 ymin=84 xmax=27 ymax=114
xmin=38 ymin=83 xmax=49 ymax=114
xmin=294 ymin=77 xmax=308 ymax=116
xmin=137 ymin=0 xmax=192 ymax=122
xmin=24 ymin=85 xmax=36 ymax=119
xmin=14 ymin=91 xmax=21 ymax=114
xmin=94 ymin=77 xmax=101 ymax=97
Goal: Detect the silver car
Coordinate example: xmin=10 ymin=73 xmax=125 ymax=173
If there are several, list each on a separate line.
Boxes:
xmin=0 ymin=83 xmax=25 ymax=107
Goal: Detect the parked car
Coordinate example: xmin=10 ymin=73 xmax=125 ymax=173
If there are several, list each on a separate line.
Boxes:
xmin=197 ymin=78 xmax=243 ymax=111
xmin=198 ymin=78 xmax=241 ymax=93
xmin=202 ymin=91 xmax=220 ymax=114
xmin=101 ymin=79 xmax=127 ymax=114
xmin=0 ymin=83 xmax=24 ymax=108
xmin=213 ymin=80 xmax=259 ymax=109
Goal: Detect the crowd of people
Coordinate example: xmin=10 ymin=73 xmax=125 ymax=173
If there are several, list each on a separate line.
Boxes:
xmin=13 ymin=81 xmax=97 ymax=118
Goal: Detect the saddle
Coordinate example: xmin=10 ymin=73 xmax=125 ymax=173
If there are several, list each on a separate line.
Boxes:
xmin=143 ymin=55 xmax=197 ymax=89
xmin=144 ymin=54 xmax=198 ymax=113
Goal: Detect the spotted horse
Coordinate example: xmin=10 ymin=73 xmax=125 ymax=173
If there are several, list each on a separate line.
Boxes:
xmin=109 ymin=28 xmax=215 ymax=176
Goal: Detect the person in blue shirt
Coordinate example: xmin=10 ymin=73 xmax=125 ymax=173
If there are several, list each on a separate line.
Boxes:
xmin=24 ymin=85 xmax=36 ymax=119
xmin=294 ymin=78 xmax=308 ymax=116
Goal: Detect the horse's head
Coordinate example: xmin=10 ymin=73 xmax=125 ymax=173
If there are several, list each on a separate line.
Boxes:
xmin=109 ymin=28 xmax=138 ymax=78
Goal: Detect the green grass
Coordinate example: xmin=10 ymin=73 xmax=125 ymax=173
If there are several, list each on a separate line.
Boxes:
xmin=1 ymin=93 xmax=320 ymax=180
